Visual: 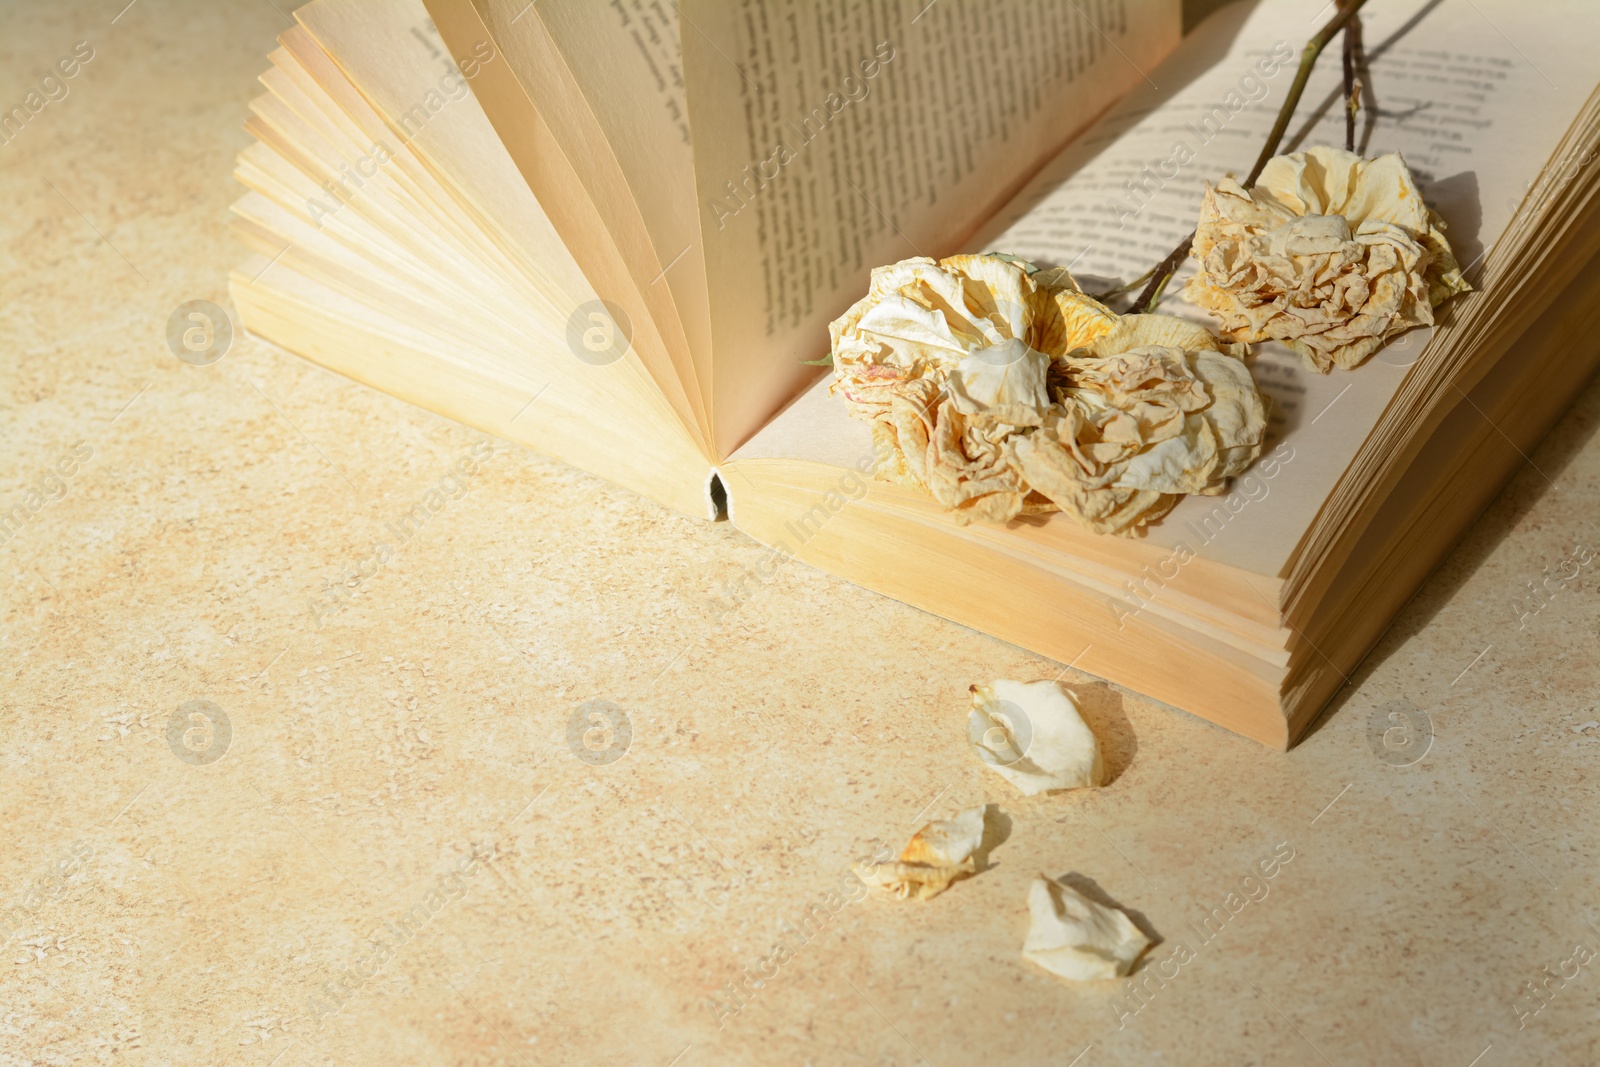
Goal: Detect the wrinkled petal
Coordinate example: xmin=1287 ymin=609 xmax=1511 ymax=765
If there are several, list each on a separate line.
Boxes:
xmin=854 ymin=807 xmax=987 ymax=901
xmin=968 ymin=680 xmax=1104 ymax=795
xmin=1022 ymin=877 xmax=1152 ymax=981
xmin=946 ymin=338 xmax=1054 ymax=426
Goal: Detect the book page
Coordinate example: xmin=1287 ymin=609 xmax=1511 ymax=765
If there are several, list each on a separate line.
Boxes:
xmin=974 ymin=0 xmax=1600 ymax=574
xmin=734 ymin=0 xmax=1600 ymax=576
xmin=681 ymin=0 xmax=1183 ymax=455
xmin=296 ymin=0 xmax=591 ymax=318
xmin=423 ymin=0 xmax=714 ymax=446
xmin=235 ymin=4 xmax=721 ymax=518
xmin=496 ymin=0 xmax=714 ymax=374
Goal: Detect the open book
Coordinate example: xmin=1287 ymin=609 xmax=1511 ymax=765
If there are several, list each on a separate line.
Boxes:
xmin=230 ymin=0 xmax=1600 ymax=747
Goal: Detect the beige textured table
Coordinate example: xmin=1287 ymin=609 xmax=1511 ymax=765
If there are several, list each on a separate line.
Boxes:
xmin=3 ymin=3 xmax=1598 ymax=1064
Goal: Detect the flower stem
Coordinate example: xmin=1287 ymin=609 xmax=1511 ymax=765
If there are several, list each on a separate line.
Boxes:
xmin=1132 ymin=0 xmax=1372 ymax=314
xmin=1341 ymin=1 xmax=1365 ymax=151
xmin=1090 ymin=262 xmax=1160 ymax=302
xmin=1130 ymin=230 xmax=1193 ymax=315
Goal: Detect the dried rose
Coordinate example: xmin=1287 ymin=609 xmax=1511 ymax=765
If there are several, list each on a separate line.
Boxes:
xmin=1013 ymin=314 xmax=1267 ymax=533
xmin=1183 ymin=145 xmax=1470 ymax=373
xmin=830 ymin=254 xmax=1268 ymax=534
xmin=831 ymin=254 xmax=1114 ymax=524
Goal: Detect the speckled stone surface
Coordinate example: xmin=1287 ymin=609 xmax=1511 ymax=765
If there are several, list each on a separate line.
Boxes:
xmin=2 ymin=4 xmax=1598 ymax=1065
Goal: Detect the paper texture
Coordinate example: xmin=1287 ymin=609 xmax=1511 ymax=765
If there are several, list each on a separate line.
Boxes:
xmin=297 ymin=0 xmax=593 ymax=312
xmin=512 ymin=0 xmax=713 ymax=368
xmin=423 ymin=0 xmax=714 ymax=446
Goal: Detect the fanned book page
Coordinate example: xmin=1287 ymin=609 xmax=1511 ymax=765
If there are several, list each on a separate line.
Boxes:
xmin=441 ymin=0 xmax=716 ymax=431
xmin=230 ymin=0 xmax=718 ymax=519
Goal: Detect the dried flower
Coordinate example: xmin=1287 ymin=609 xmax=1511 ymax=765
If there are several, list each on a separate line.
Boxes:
xmin=1184 ymin=145 xmax=1470 ymax=372
xmin=1014 ymin=314 xmax=1267 ymax=532
xmin=830 ymin=255 xmax=1268 ymax=534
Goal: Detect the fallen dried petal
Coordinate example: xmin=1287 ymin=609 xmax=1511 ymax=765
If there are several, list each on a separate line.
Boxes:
xmin=1022 ymin=876 xmax=1151 ymax=981
xmin=968 ymin=680 xmax=1104 ymax=795
xmin=854 ymin=806 xmax=986 ymax=901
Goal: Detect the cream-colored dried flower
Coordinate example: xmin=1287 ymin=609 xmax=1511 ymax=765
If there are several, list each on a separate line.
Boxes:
xmin=853 ymin=806 xmax=986 ymax=901
xmin=1013 ymin=314 xmax=1266 ymax=533
xmin=1184 ymin=146 xmax=1470 ymax=373
xmin=1022 ymin=876 xmax=1152 ymax=981
xmin=830 ymin=255 xmax=1268 ymax=534
xmin=832 ymin=254 xmax=1115 ymax=524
